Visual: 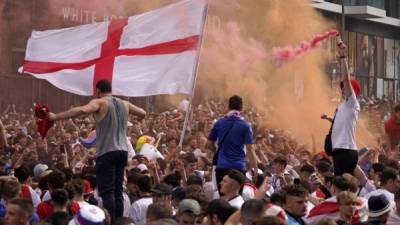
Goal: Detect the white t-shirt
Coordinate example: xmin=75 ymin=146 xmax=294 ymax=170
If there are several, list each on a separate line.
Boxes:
xmin=42 ymin=190 xmax=51 ymax=202
xmin=228 ymin=195 xmax=244 ymax=209
xmin=242 ymin=184 xmax=255 ymax=201
xmin=123 ymin=192 xmax=131 ymax=217
xmin=127 ymin=137 xmax=136 ymax=160
xmin=331 ymin=92 xmax=360 ymax=150
xmin=203 ymin=181 xmax=216 ymax=202
xmin=27 ymin=186 xmax=41 ymax=208
xmin=363 ymin=189 xmax=394 ymax=201
xmin=128 ymin=197 xmax=153 ymax=225
xmin=358 ymin=179 xmax=376 ymax=197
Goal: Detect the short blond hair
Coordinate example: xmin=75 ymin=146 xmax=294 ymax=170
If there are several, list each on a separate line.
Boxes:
xmin=337 ymin=191 xmax=357 ymax=206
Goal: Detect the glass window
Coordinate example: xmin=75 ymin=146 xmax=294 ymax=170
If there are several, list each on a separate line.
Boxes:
xmin=376 ymin=78 xmax=384 ymax=98
xmin=344 ymin=0 xmax=385 ymax=9
xmin=396 ymin=40 xmax=400 ymax=79
xmin=356 ymin=76 xmax=368 ymax=97
xmin=385 ymin=0 xmax=400 ymax=19
xmin=356 ymin=33 xmax=369 ymax=77
xmin=377 ymin=37 xmax=384 ymax=78
xmin=367 ymin=35 xmax=377 ymax=96
xmin=348 ymin=32 xmax=357 ymax=74
xmin=384 ymin=79 xmax=394 ymax=99
xmin=368 ymin=35 xmax=377 ymax=77
xmin=384 ymin=38 xmax=395 ymax=78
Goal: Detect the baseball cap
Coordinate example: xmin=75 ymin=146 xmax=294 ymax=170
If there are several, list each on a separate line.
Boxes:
xmin=178 ymin=199 xmax=201 ymax=215
xmin=33 ymin=164 xmax=48 ymax=178
xmin=151 ymin=183 xmax=172 ymax=195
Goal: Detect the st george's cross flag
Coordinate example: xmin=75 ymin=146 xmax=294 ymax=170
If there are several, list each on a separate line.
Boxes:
xmin=19 ymin=0 xmax=208 ymax=97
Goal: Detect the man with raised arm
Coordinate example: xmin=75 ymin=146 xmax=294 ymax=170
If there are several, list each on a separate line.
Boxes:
xmin=48 ymin=80 xmax=146 ymax=221
xmin=330 ymin=38 xmax=363 ymax=177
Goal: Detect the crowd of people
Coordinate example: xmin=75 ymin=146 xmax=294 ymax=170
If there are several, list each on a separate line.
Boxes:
xmin=0 ymin=49 xmax=400 ymax=225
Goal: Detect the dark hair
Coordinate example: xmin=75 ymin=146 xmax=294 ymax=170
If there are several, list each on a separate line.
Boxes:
xmin=61 ymin=167 xmax=74 ymax=182
xmin=137 ymin=175 xmax=152 ymax=193
xmin=95 ymin=80 xmax=112 ymax=93
xmin=163 ymin=172 xmax=182 ymax=188
xmin=315 ymin=219 xmax=337 ymax=225
xmin=47 ymin=170 xmax=66 ymax=189
xmin=114 ymin=217 xmax=135 ymax=225
xmin=153 ymin=218 xmax=179 ymax=225
xmin=8 ymin=198 xmax=34 ymax=217
xmin=254 ymin=216 xmax=286 ymax=225
xmin=51 ymin=189 xmax=69 ymax=207
xmin=226 ymin=169 xmax=245 ymax=188
xmin=255 ymin=174 xmax=266 ymax=189
xmin=183 ymin=153 xmax=197 ymax=164
xmin=380 ymin=168 xmax=398 ymax=185
xmin=323 ymin=172 xmax=334 ymax=185
xmin=66 ymin=179 xmax=84 ymax=197
xmin=300 ymin=164 xmax=315 ymax=174
xmin=241 ymin=199 xmax=265 ymax=223
xmin=187 ymin=175 xmax=203 ymax=186
xmin=395 ymin=104 xmax=400 ymax=113
xmin=127 ymin=172 xmax=142 ymax=185
xmin=282 ymin=185 xmax=308 ymax=201
xmin=14 ymin=166 xmax=30 ymax=183
xmin=147 ymin=202 xmax=173 ymax=220
xmin=205 ymin=199 xmax=237 ymax=224
xmin=315 ymin=160 xmax=332 ymax=174
xmin=372 ymin=163 xmax=385 ymax=173
xmin=272 ymin=155 xmax=287 ymax=167
xmin=270 ymin=190 xmax=287 ymax=206
xmin=49 ymin=212 xmax=70 ymax=225
xmin=228 ymin=95 xmax=243 ymax=111
xmin=38 ymin=176 xmax=48 ymax=192
xmin=395 ymin=187 xmax=400 ymax=201
xmin=332 ymin=176 xmax=350 ymax=191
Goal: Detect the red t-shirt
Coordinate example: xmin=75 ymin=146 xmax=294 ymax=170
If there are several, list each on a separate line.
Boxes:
xmin=385 ymin=115 xmax=400 ymax=139
xmin=36 ymin=201 xmax=53 ymax=220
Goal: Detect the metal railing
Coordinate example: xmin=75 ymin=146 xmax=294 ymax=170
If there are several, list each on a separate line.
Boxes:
xmin=326 ymin=0 xmax=385 ymax=9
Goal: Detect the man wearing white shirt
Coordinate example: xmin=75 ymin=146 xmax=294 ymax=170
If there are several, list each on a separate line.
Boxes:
xmin=128 ymin=175 xmax=153 ymax=225
xmin=14 ymin=166 xmax=41 ymax=208
xmin=364 ymin=168 xmax=399 ymax=201
xmin=331 ymin=41 xmax=362 ymax=177
xmin=220 ymin=169 xmax=245 ymax=209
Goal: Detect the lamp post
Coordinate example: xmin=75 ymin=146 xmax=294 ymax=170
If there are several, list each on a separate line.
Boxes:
xmin=341 ymin=0 xmax=345 ymax=40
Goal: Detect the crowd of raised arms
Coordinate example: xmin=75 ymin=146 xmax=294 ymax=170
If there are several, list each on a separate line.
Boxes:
xmin=0 ymin=87 xmax=399 ymax=225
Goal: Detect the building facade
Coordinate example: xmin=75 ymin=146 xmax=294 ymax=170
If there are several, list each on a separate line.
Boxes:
xmin=0 ymin=0 xmax=399 ymax=111
xmin=313 ymin=0 xmax=400 ymax=100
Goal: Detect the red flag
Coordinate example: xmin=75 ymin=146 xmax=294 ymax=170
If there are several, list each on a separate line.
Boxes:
xmin=34 ymin=103 xmax=54 ymax=139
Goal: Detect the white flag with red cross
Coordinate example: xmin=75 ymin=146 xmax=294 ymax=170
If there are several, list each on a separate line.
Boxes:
xmin=19 ymin=0 xmax=208 ymax=97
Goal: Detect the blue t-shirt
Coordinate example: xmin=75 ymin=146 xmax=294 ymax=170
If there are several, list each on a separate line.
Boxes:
xmin=208 ymin=116 xmax=253 ymax=171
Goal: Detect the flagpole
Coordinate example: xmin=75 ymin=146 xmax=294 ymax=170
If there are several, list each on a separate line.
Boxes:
xmin=178 ymin=2 xmax=209 ymax=147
